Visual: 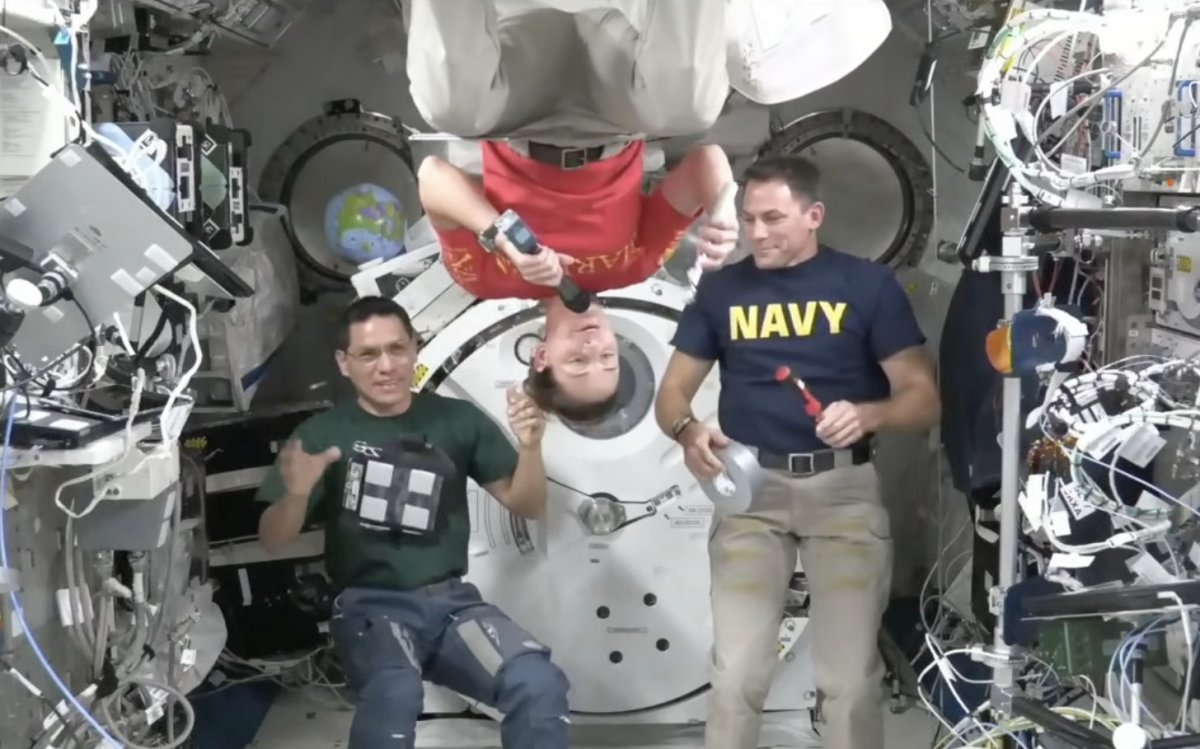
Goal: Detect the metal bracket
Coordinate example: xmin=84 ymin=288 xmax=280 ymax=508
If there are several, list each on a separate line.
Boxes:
xmin=972 ymin=255 xmax=1040 ymax=273
xmin=777 ymin=616 xmax=806 ymax=661
xmin=987 ymin=584 xmax=1004 ymax=618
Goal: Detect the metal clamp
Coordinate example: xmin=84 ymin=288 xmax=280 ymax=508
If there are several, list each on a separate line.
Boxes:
xmin=577 ymin=497 xmax=627 ymax=536
xmin=972 ymin=254 xmax=1040 ymax=273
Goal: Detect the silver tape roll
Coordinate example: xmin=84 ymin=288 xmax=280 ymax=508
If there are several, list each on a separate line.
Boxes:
xmin=700 ymin=441 xmax=765 ymax=513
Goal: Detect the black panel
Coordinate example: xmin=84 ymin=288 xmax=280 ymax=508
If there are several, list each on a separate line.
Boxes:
xmin=210 ymin=560 xmax=330 ymax=659
xmin=183 ymin=405 xmax=330 ymax=543
xmin=186 ymin=406 xmax=335 ymax=660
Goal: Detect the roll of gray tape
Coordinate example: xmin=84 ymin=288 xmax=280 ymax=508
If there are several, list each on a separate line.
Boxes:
xmin=700 ymin=441 xmax=765 ymax=513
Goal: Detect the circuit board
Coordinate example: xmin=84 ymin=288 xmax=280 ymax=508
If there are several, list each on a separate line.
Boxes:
xmin=1039 ymin=619 xmax=1167 ymax=685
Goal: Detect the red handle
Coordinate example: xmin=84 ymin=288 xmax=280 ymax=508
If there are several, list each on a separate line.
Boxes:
xmin=800 ymin=390 xmax=824 ymax=418
xmin=774 ymin=366 xmax=824 ymax=418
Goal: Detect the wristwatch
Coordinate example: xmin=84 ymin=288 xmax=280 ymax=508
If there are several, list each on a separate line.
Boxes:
xmin=670 ymin=414 xmax=695 ymax=441
xmin=477 ymin=221 xmax=502 ymax=253
xmin=478 ymin=210 xmax=538 ymax=254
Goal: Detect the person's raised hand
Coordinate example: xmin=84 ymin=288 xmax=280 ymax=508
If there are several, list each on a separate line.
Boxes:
xmin=507 ymin=384 xmax=546 ymax=449
xmin=678 ymin=421 xmax=731 ymax=480
xmin=695 ymin=216 xmax=739 ymax=272
xmin=814 ymin=401 xmax=868 ymax=449
xmin=498 ymin=235 xmax=575 ymax=287
xmin=280 ymin=439 xmax=341 ymax=497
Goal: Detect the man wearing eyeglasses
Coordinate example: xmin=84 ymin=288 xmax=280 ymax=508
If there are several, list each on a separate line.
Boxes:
xmin=255 ymin=296 xmax=567 ymax=749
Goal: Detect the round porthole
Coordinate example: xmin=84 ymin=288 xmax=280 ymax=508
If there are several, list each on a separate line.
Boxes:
xmin=755 ymin=109 xmax=934 ymax=267
xmin=258 ymin=99 xmax=422 ymax=297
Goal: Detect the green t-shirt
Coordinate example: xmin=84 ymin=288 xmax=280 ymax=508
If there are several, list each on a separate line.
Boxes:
xmin=254 ymin=393 xmax=518 ymax=591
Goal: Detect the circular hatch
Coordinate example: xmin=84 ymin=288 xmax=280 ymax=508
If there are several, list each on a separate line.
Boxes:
xmin=756 ymin=109 xmax=934 ymax=266
xmin=413 ymin=291 xmax=720 ymax=714
xmin=258 ymin=99 xmax=422 ymax=296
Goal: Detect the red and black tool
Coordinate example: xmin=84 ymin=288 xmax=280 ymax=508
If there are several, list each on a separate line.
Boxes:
xmin=775 ymin=366 xmax=824 ymax=418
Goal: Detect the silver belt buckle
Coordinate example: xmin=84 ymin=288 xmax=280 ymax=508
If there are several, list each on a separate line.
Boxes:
xmin=560 ymin=147 xmax=588 ymax=170
xmin=787 ymin=453 xmax=815 ymax=476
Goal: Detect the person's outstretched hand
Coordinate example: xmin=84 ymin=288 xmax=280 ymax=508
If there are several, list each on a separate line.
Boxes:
xmin=506 ymin=385 xmax=546 ymax=449
xmin=678 ymin=421 xmax=731 ymax=480
xmin=499 ymin=236 xmax=576 ymax=287
xmin=695 ymin=216 xmax=739 ymax=271
xmin=280 ymin=439 xmax=341 ymax=498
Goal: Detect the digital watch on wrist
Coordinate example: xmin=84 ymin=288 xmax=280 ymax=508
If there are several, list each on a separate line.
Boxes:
xmin=477 ymin=210 xmax=539 ymax=254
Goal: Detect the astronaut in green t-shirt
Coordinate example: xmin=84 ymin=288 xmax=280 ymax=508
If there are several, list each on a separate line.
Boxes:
xmin=255 ymin=296 xmax=568 ymax=749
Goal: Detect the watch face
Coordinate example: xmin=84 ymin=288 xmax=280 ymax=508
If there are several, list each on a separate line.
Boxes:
xmin=496 ymin=211 xmax=538 ymax=252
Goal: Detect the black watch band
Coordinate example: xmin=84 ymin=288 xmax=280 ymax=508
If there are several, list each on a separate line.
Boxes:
xmin=478 ymin=223 xmax=501 ymax=253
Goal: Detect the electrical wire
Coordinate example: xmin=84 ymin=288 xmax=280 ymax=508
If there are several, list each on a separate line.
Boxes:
xmin=975 ymin=6 xmax=1194 ymax=201
xmin=1 ymin=341 xmax=102 ymax=396
xmin=50 ymin=367 xmax=147 ymax=520
xmin=1018 ymin=362 xmax=1200 ymax=733
xmin=45 ymin=285 xmax=200 ymax=526
xmin=0 ymin=14 xmax=210 ymax=747
xmin=98 ymin=676 xmax=195 ymax=749
xmin=0 ymin=395 xmax=121 ymax=745
xmin=923 ymin=343 xmax=1200 ymax=742
xmin=1163 ymin=591 xmax=1196 ymax=731
xmin=151 ymin=284 xmax=201 ymax=440
xmin=0 ymin=20 xmax=165 ymax=195
xmin=922 ymin=5 xmax=1200 ymax=741
xmin=204 ymin=646 xmax=352 ymax=710
xmin=0 ymin=656 xmax=87 ymax=747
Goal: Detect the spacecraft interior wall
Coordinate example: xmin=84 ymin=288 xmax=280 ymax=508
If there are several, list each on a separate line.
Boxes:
xmin=1150 ymin=196 xmax=1200 ymax=343
xmin=416 ymin=276 xmax=763 ymax=715
xmin=0 ymin=19 xmax=70 ymax=199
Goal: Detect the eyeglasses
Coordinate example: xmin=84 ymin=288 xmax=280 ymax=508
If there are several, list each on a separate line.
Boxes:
xmin=346 ymin=342 xmax=411 ymax=366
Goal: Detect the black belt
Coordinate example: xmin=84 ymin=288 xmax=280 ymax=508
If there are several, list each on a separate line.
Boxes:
xmin=757 ymin=444 xmax=872 ymax=477
xmin=527 ymin=142 xmax=608 ymax=170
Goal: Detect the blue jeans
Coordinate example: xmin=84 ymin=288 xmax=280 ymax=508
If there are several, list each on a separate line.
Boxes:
xmin=330 ymin=579 xmax=571 ymax=749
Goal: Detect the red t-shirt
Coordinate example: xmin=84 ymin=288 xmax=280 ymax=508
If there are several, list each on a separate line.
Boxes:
xmin=436 ymin=141 xmax=696 ymax=299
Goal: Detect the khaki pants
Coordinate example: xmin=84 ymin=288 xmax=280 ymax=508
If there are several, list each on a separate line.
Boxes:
xmin=405 ymin=0 xmax=730 ymax=143
xmin=706 ymin=463 xmax=892 ymax=749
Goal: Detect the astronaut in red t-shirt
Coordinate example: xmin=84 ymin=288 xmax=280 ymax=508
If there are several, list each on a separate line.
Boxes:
xmin=406 ymin=0 xmax=741 ymax=420
xmin=419 ymin=142 xmax=738 ymax=422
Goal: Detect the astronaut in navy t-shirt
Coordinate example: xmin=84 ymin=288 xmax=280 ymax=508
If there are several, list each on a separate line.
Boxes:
xmin=655 ymin=155 xmax=940 ymax=749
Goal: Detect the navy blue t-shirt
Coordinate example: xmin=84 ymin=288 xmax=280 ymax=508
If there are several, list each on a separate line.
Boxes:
xmin=670 ymin=247 xmax=927 ymax=454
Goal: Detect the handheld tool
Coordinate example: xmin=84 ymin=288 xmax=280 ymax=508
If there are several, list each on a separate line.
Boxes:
xmin=513 ymin=244 xmax=591 ymax=313
xmin=775 ymin=366 xmax=824 ymax=418
xmin=493 ymin=209 xmax=592 ymax=313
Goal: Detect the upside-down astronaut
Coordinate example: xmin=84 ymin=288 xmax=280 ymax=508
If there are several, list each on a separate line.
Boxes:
xmin=411 ymin=0 xmax=742 ymax=420
xmin=404 ymin=0 xmax=895 ymax=426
